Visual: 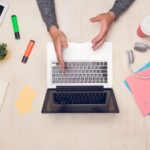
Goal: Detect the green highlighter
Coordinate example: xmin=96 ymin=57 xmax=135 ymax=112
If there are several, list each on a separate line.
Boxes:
xmin=11 ymin=15 xmax=20 ymax=39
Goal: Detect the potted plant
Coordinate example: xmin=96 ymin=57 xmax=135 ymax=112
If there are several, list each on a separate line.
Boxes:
xmin=0 ymin=43 xmax=8 ymax=61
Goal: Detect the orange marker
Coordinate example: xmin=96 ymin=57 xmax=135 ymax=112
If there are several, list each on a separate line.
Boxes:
xmin=22 ymin=40 xmax=35 ymax=63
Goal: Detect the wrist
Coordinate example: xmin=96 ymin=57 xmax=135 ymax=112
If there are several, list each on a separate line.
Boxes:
xmin=108 ymin=11 xmax=116 ymax=22
xmin=49 ymin=25 xmax=59 ymax=37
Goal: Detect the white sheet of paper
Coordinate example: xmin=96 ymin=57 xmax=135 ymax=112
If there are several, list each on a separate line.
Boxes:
xmin=0 ymin=80 xmax=8 ymax=112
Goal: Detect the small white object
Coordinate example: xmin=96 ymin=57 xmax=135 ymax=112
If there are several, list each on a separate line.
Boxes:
xmin=0 ymin=1 xmax=9 ymax=25
xmin=0 ymin=80 xmax=8 ymax=112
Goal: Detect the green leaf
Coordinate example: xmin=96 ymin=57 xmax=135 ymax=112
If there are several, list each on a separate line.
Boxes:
xmin=0 ymin=43 xmax=8 ymax=60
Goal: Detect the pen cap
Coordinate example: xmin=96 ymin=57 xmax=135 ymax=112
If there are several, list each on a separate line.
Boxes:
xmin=11 ymin=15 xmax=20 ymax=39
xmin=11 ymin=15 xmax=19 ymax=32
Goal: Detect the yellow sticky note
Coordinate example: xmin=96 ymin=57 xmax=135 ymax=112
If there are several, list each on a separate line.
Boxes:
xmin=16 ymin=85 xmax=37 ymax=114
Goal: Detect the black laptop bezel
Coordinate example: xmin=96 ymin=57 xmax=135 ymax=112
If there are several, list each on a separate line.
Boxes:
xmin=42 ymin=86 xmax=119 ymax=113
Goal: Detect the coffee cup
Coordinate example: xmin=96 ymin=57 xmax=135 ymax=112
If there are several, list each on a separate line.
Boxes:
xmin=137 ymin=15 xmax=150 ymax=38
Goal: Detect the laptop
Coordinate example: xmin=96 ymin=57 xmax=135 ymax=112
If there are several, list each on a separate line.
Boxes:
xmin=42 ymin=42 xmax=119 ymax=113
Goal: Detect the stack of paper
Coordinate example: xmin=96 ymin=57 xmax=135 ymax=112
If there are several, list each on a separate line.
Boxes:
xmin=124 ymin=62 xmax=150 ymax=116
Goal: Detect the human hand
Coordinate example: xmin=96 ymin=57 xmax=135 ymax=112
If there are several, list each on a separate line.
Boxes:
xmin=49 ymin=25 xmax=68 ymax=71
xmin=90 ymin=11 xmax=116 ymax=50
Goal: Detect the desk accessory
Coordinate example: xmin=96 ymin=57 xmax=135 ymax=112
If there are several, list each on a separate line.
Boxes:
xmin=22 ymin=40 xmax=35 ymax=63
xmin=137 ymin=15 xmax=150 ymax=38
xmin=126 ymin=42 xmax=150 ymax=79
xmin=126 ymin=68 xmax=150 ymax=116
xmin=134 ymin=42 xmax=150 ymax=52
xmin=16 ymin=85 xmax=37 ymax=114
xmin=11 ymin=15 xmax=20 ymax=39
xmin=127 ymin=50 xmax=150 ymax=79
xmin=124 ymin=62 xmax=150 ymax=91
xmin=0 ymin=43 xmax=8 ymax=60
xmin=124 ymin=62 xmax=150 ymax=116
xmin=0 ymin=1 xmax=8 ymax=25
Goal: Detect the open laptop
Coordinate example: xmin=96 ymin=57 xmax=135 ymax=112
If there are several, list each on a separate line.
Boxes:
xmin=42 ymin=42 xmax=119 ymax=113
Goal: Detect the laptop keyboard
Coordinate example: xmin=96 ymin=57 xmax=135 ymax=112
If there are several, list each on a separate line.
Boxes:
xmin=53 ymin=92 xmax=107 ymax=104
xmin=52 ymin=61 xmax=108 ymax=84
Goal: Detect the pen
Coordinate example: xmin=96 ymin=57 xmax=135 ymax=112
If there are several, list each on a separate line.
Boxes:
xmin=11 ymin=15 xmax=20 ymax=39
xmin=22 ymin=40 xmax=35 ymax=63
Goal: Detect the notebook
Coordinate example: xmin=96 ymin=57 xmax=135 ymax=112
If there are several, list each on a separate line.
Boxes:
xmin=16 ymin=85 xmax=37 ymax=114
xmin=124 ymin=62 xmax=150 ymax=92
xmin=0 ymin=80 xmax=8 ymax=112
xmin=126 ymin=68 xmax=150 ymax=116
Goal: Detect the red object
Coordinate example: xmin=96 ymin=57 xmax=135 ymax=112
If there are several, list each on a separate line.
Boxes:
xmin=24 ymin=40 xmax=35 ymax=57
xmin=137 ymin=26 xmax=148 ymax=38
xmin=22 ymin=40 xmax=35 ymax=63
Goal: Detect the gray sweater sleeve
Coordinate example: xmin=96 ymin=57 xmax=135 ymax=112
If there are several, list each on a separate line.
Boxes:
xmin=36 ymin=0 xmax=135 ymax=31
xmin=36 ymin=0 xmax=58 ymax=31
xmin=110 ymin=0 xmax=135 ymax=19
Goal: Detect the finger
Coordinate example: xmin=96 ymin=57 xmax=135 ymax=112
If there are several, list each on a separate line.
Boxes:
xmin=92 ymin=34 xmax=100 ymax=43
xmin=55 ymin=41 xmax=65 ymax=70
xmin=60 ymin=32 xmax=68 ymax=48
xmin=58 ymin=57 xmax=65 ymax=72
xmin=90 ymin=15 xmax=102 ymax=22
xmin=58 ymin=56 xmax=65 ymax=72
xmin=92 ymin=37 xmax=105 ymax=50
xmin=62 ymin=40 xmax=68 ymax=49
xmin=57 ymin=53 xmax=65 ymax=67
xmin=92 ymin=27 xmax=108 ymax=44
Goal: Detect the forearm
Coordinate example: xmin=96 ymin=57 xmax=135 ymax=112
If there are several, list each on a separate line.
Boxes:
xmin=36 ymin=0 xmax=58 ymax=31
xmin=110 ymin=0 xmax=135 ymax=19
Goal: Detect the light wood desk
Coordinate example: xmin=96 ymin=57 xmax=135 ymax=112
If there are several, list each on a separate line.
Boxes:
xmin=0 ymin=0 xmax=150 ymax=150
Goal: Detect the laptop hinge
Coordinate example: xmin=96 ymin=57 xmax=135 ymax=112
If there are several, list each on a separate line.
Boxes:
xmin=56 ymin=86 xmax=104 ymax=91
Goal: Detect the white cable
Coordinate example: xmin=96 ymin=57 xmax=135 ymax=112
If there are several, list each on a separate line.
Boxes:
xmin=128 ymin=64 xmax=150 ymax=79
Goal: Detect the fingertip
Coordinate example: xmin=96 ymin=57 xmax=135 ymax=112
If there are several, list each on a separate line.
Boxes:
xmin=90 ymin=17 xmax=97 ymax=22
xmin=93 ymin=48 xmax=96 ymax=51
xmin=61 ymin=67 xmax=65 ymax=72
xmin=94 ymin=45 xmax=99 ymax=50
xmin=58 ymin=59 xmax=65 ymax=70
xmin=94 ymin=40 xmax=105 ymax=50
xmin=59 ymin=63 xmax=65 ymax=72
xmin=90 ymin=18 xmax=93 ymax=22
xmin=91 ymin=42 xmax=95 ymax=48
xmin=92 ymin=45 xmax=96 ymax=51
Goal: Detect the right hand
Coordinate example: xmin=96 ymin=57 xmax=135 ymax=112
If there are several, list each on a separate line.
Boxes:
xmin=49 ymin=25 xmax=68 ymax=71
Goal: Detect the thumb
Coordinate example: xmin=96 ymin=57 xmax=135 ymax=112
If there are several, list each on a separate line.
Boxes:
xmin=90 ymin=15 xmax=102 ymax=22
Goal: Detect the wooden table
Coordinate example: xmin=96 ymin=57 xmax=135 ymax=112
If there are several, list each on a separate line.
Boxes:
xmin=0 ymin=0 xmax=150 ymax=150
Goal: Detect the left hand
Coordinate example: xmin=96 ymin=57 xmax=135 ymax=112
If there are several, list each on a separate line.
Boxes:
xmin=90 ymin=11 xmax=116 ymax=50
